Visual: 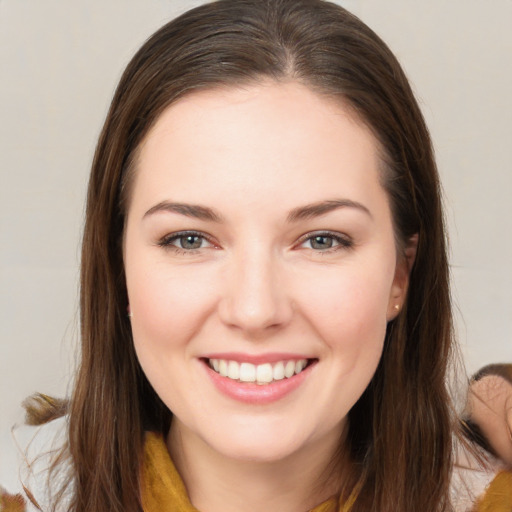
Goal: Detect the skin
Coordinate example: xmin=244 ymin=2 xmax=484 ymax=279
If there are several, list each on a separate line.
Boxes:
xmin=468 ymin=375 xmax=512 ymax=465
xmin=124 ymin=81 xmax=415 ymax=512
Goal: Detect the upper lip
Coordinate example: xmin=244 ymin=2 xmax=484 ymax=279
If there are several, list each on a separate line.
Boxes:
xmin=201 ymin=352 xmax=315 ymax=365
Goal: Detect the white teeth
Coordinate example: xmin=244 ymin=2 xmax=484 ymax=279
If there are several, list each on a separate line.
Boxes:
xmin=239 ymin=362 xmax=256 ymax=382
xmin=209 ymin=358 xmax=309 ymax=384
xmin=256 ymin=363 xmax=273 ymax=384
xmin=273 ymin=361 xmax=285 ymax=381
xmin=219 ymin=359 xmax=228 ymax=377
xmin=284 ymin=360 xmax=296 ymax=378
xmin=227 ymin=360 xmax=240 ymax=380
xmin=295 ymin=360 xmax=306 ymax=373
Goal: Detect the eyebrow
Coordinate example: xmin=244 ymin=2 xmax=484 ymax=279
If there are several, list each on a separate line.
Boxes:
xmin=143 ymin=198 xmax=372 ymax=223
xmin=144 ymin=201 xmax=224 ymax=222
xmin=287 ymin=199 xmax=372 ymax=222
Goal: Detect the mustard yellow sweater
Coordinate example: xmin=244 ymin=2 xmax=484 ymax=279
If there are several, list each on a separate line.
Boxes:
xmin=141 ymin=432 xmax=355 ymax=512
xmin=2 ymin=431 xmax=510 ymax=511
xmin=140 ymin=432 xmax=512 ymax=512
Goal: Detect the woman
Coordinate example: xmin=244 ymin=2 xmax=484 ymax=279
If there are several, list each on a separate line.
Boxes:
xmin=9 ymin=0 xmax=511 ymax=511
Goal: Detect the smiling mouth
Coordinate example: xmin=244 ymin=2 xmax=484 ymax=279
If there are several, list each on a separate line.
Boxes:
xmin=205 ymin=358 xmax=316 ymax=385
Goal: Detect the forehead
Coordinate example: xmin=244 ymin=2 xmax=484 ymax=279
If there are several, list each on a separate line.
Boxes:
xmin=130 ymin=81 xmax=388 ymax=219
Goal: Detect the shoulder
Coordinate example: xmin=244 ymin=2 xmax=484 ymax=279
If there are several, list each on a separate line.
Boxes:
xmin=474 ymin=470 xmax=512 ymax=512
xmin=451 ymin=435 xmax=512 ymax=512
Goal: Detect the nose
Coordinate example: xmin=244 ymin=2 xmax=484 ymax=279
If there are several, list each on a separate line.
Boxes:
xmin=218 ymin=246 xmax=293 ymax=337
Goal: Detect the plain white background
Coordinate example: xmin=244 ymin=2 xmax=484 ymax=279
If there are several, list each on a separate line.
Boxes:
xmin=1 ymin=0 xmax=511 ymax=492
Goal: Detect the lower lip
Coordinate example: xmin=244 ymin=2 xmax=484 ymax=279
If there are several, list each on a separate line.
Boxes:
xmin=203 ymin=360 xmax=315 ymax=405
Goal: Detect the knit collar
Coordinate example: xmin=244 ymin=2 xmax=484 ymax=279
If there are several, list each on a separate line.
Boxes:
xmin=141 ymin=432 xmax=356 ymax=512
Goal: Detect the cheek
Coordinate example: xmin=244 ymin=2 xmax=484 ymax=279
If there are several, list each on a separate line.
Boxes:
xmin=127 ymin=260 xmax=218 ymax=349
xmin=126 ymin=262 xmax=220 ymax=413
xmin=282 ymin=261 xmax=394 ymax=424
xmin=297 ymin=260 xmax=393 ymax=358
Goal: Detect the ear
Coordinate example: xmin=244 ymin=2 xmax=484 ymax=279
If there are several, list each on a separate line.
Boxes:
xmin=386 ymin=234 xmax=418 ymax=321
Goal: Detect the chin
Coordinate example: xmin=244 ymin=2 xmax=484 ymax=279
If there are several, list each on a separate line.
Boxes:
xmin=198 ymin=416 xmax=326 ymax=464
xmin=211 ymin=435 xmax=304 ymax=464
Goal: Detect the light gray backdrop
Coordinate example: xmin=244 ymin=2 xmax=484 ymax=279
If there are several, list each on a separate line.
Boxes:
xmin=1 ymin=0 xmax=511 ymax=492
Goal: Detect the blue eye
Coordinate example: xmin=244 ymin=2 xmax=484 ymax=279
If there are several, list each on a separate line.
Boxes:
xmin=158 ymin=231 xmax=212 ymax=252
xmin=176 ymin=234 xmax=204 ymax=250
xmin=309 ymin=235 xmax=335 ymax=250
xmin=300 ymin=232 xmax=353 ymax=252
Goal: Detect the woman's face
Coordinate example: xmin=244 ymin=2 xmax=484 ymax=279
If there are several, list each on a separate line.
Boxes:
xmin=124 ymin=82 xmax=410 ymax=463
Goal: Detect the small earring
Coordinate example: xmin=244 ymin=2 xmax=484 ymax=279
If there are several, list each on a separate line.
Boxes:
xmin=394 ymin=304 xmax=400 ymax=311
xmin=127 ymin=305 xmax=132 ymax=318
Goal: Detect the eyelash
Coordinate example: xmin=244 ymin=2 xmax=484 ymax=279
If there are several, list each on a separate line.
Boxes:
xmin=157 ymin=230 xmax=354 ymax=255
xmin=296 ymin=231 xmax=354 ymax=254
xmin=157 ymin=230 xmax=216 ymax=255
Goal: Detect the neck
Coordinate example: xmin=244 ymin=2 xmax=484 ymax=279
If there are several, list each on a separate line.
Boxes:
xmin=167 ymin=419 xmax=347 ymax=512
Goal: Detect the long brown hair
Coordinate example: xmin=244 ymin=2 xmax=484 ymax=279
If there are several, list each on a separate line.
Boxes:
xmin=50 ymin=0 xmax=455 ymax=510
